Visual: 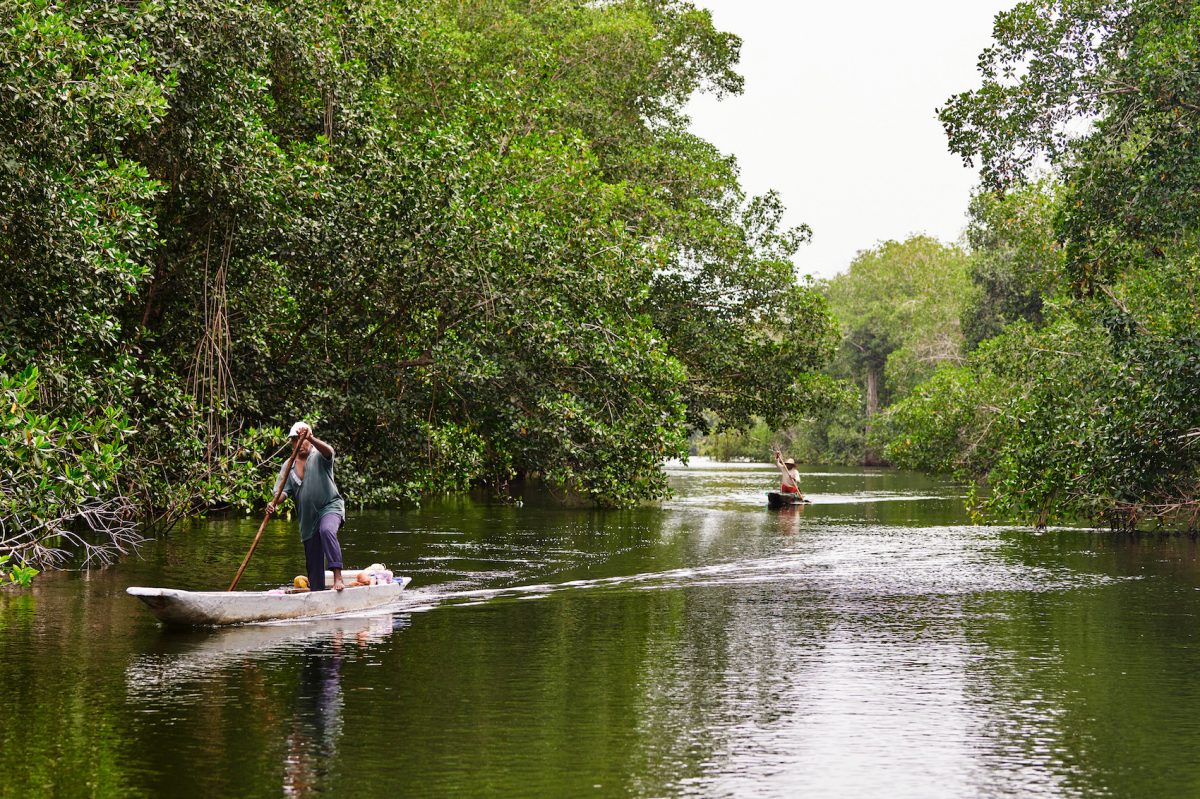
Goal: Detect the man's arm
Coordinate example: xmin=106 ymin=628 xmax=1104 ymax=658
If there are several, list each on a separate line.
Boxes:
xmin=309 ymin=436 xmax=335 ymax=460
xmin=293 ymin=422 xmax=334 ymax=459
xmin=266 ymin=438 xmax=302 ymax=515
xmin=266 ymin=464 xmax=294 ymax=515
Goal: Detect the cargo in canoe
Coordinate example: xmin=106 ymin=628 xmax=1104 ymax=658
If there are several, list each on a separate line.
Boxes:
xmin=128 ymin=571 xmax=412 ymax=627
xmin=766 ymin=491 xmax=810 ymax=508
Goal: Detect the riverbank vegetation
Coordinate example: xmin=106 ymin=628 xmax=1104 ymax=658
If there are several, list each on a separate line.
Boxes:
xmin=797 ymin=236 xmax=972 ymax=465
xmin=1 ymin=0 xmax=837 ymax=569
xmin=886 ymin=0 xmax=1200 ymax=530
xmin=694 ymin=235 xmax=973 ymax=465
xmin=702 ymin=0 xmax=1200 ymax=531
xmin=12 ymin=0 xmax=1192 ymax=574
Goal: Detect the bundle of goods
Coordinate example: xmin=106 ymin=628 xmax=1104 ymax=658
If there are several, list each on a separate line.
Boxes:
xmin=352 ymin=564 xmax=396 ymax=586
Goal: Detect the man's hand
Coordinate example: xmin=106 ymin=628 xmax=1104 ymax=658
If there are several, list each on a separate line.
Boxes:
xmin=289 ymin=428 xmax=310 ymax=456
xmin=266 ymin=500 xmax=278 ymax=515
xmin=293 ymin=422 xmax=312 ymax=440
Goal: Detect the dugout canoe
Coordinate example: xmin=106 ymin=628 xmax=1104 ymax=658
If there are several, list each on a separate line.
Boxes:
xmin=766 ymin=491 xmax=810 ymax=508
xmin=128 ymin=571 xmax=412 ymax=627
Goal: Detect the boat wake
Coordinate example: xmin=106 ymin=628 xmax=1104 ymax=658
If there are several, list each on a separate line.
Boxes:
xmin=398 ymin=535 xmax=1121 ymax=613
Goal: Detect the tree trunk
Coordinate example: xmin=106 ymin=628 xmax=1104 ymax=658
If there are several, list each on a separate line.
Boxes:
xmin=863 ymin=366 xmax=882 ymax=466
xmin=865 ymin=367 xmax=880 ymax=419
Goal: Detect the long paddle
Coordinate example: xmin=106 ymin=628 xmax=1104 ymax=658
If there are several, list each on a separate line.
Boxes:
xmin=228 ymin=430 xmax=308 ymax=591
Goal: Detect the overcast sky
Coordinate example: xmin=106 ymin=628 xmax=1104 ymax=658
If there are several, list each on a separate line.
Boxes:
xmin=685 ymin=0 xmax=1015 ymax=279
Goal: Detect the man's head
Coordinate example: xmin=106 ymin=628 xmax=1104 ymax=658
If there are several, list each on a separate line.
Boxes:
xmin=783 ymin=458 xmax=796 ymax=468
xmin=289 ymin=422 xmax=312 ymax=457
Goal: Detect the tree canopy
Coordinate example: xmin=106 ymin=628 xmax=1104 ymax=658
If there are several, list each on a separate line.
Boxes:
xmin=0 ymin=0 xmax=835 ymax=567
xmin=882 ymin=0 xmax=1200 ymax=529
xmin=743 ymin=235 xmax=972 ymax=467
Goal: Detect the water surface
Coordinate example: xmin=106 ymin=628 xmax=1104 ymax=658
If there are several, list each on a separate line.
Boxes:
xmin=3 ymin=461 xmax=1200 ymax=797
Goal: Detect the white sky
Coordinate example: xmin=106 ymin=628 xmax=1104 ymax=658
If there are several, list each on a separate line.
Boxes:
xmin=686 ymin=0 xmax=1015 ymax=279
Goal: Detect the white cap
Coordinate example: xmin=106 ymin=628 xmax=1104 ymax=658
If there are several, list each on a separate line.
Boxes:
xmin=288 ymin=422 xmax=307 ymax=438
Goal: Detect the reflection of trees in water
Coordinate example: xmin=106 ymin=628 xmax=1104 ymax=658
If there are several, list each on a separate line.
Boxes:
xmin=958 ymin=539 xmax=1200 ymax=798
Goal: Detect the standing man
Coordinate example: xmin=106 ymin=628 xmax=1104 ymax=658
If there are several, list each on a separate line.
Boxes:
xmin=773 ymin=450 xmax=804 ymax=500
xmin=267 ymin=422 xmax=346 ymax=591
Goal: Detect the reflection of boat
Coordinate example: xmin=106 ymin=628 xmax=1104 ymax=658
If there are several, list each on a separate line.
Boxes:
xmin=127 ymin=571 xmax=412 ymax=626
xmin=125 ymin=614 xmax=400 ymax=699
xmin=766 ymin=491 xmax=810 ymax=508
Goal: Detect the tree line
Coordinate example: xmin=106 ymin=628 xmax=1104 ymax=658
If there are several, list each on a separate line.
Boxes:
xmin=0 ymin=0 xmax=837 ymax=572
xmin=891 ymin=0 xmax=1200 ymax=530
xmin=705 ymin=0 xmax=1200 ymax=532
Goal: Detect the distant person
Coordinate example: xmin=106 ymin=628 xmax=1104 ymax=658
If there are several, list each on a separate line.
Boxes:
xmin=267 ymin=422 xmax=346 ymax=591
xmin=773 ymin=451 xmax=804 ymax=500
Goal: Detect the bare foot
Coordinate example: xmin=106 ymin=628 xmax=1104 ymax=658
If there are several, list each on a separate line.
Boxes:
xmin=333 ymin=580 xmax=345 ymax=591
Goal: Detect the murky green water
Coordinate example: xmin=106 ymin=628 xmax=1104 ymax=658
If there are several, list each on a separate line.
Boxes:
xmin=5 ymin=461 xmax=1200 ymax=798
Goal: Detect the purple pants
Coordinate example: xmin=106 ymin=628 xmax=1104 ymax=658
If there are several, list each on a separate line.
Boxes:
xmin=304 ymin=513 xmax=344 ymax=591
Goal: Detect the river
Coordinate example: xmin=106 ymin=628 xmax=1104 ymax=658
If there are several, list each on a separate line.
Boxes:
xmin=3 ymin=460 xmax=1200 ymax=798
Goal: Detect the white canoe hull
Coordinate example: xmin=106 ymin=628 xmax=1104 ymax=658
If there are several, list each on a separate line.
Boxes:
xmin=128 ymin=573 xmax=411 ymax=627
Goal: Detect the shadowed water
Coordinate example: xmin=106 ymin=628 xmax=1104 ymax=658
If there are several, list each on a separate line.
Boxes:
xmin=4 ymin=461 xmax=1200 ymax=797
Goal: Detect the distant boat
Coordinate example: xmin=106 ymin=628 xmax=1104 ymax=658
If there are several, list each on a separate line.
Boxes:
xmin=128 ymin=571 xmax=411 ymax=626
xmin=766 ymin=491 xmax=809 ymax=508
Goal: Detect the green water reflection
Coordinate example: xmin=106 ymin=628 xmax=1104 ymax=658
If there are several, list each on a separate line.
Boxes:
xmin=4 ymin=462 xmax=1200 ymax=797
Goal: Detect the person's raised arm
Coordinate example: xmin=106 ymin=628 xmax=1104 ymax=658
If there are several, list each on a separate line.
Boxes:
xmin=293 ymin=422 xmax=334 ymax=459
xmin=266 ymin=433 xmax=305 ymax=515
xmin=309 ymin=435 xmax=334 ymax=460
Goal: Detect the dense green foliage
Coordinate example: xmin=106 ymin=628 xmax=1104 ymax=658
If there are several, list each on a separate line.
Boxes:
xmin=693 ymin=416 xmax=777 ymax=461
xmin=960 ymin=182 xmax=1062 ymax=349
xmin=826 ymin=237 xmax=971 ymax=405
xmin=697 ymin=235 xmax=973 ymax=466
xmin=0 ymin=0 xmax=836 ymax=566
xmin=696 ymin=235 xmax=974 ymax=467
xmin=883 ymin=0 xmax=1200 ymax=529
xmin=1 ymin=359 xmax=136 ymax=569
xmin=765 ymin=236 xmax=971 ymax=466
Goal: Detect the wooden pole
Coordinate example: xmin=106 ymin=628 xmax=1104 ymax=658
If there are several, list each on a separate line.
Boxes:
xmin=228 ymin=431 xmax=307 ymax=591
